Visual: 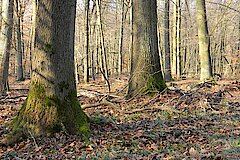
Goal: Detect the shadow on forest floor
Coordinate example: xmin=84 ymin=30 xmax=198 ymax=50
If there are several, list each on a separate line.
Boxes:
xmin=0 ymin=77 xmax=240 ymax=159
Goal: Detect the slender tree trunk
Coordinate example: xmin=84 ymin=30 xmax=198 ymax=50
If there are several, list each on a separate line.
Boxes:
xmin=127 ymin=0 xmax=166 ymax=99
xmin=163 ymin=0 xmax=172 ymax=81
xmin=176 ymin=0 xmax=181 ymax=79
xmin=5 ymin=0 xmax=89 ymax=145
xmin=0 ymin=0 xmax=14 ymax=95
xmin=118 ymin=0 xmax=124 ymax=74
xmin=83 ymin=0 xmax=89 ymax=83
xmin=15 ymin=0 xmax=24 ymax=81
xmin=196 ymin=0 xmax=213 ymax=80
xmin=0 ymin=0 xmax=2 ymax=29
xmin=128 ymin=0 xmax=133 ymax=73
xmin=29 ymin=0 xmax=37 ymax=75
xmin=171 ymin=0 xmax=177 ymax=78
xmin=96 ymin=0 xmax=108 ymax=80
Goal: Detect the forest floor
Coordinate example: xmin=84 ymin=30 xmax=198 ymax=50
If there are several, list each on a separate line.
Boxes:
xmin=0 ymin=75 xmax=240 ymax=159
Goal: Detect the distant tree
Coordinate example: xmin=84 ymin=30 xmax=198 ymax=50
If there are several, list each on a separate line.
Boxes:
xmin=83 ymin=0 xmax=89 ymax=83
xmin=4 ymin=0 xmax=89 ymax=145
xmin=0 ymin=0 xmax=14 ymax=95
xmin=127 ymin=0 xmax=166 ymax=99
xmin=163 ymin=0 xmax=172 ymax=81
xmin=196 ymin=0 xmax=213 ymax=80
xmin=15 ymin=0 xmax=24 ymax=81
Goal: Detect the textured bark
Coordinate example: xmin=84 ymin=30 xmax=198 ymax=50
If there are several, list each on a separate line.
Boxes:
xmin=127 ymin=0 xmax=166 ymax=99
xmin=0 ymin=0 xmax=14 ymax=95
xmin=83 ymin=0 xmax=89 ymax=83
xmin=15 ymin=0 xmax=24 ymax=81
xmin=163 ymin=0 xmax=172 ymax=81
xmin=7 ymin=0 xmax=89 ymax=144
xmin=196 ymin=0 xmax=213 ymax=80
xmin=118 ymin=0 xmax=124 ymax=74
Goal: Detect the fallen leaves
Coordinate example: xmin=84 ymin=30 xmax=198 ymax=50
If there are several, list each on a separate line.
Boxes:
xmin=0 ymin=79 xmax=240 ymax=159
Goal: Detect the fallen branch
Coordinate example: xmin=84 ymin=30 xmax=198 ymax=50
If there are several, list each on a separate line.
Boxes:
xmin=81 ymin=99 xmax=117 ymax=110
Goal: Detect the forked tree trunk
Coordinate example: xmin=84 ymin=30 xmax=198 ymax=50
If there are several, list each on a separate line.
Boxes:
xmin=0 ymin=0 xmax=14 ymax=95
xmin=127 ymin=0 xmax=166 ymax=99
xmin=196 ymin=0 xmax=212 ymax=80
xmin=5 ymin=0 xmax=89 ymax=145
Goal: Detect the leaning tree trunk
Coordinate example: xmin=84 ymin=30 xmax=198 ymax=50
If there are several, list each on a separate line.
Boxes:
xmin=196 ymin=0 xmax=212 ymax=80
xmin=127 ymin=0 xmax=166 ymax=99
xmin=5 ymin=0 xmax=89 ymax=145
xmin=0 ymin=0 xmax=14 ymax=95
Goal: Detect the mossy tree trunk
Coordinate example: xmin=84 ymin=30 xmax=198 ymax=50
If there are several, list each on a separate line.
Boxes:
xmin=6 ymin=0 xmax=89 ymax=145
xmin=196 ymin=0 xmax=213 ymax=80
xmin=127 ymin=0 xmax=166 ymax=99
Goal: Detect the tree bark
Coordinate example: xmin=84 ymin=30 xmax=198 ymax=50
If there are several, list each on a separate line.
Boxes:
xmin=6 ymin=0 xmax=89 ymax=145
xmin=0 ymin=0 xmax=14 ymax=95
xmin=15 ymin=0 xmax=24 ymax=81
xmin=118 ymin=0 xmax=124 ymax=74
xmin=163 ymin=0 xmax=172 ymax=81
xmin=127 ymin=0 xmax=166 ymax=99
xmin=196 ymin=0 xmax=213 ymax=80
xmin=83 ymin=0 xmax=89 ymax=83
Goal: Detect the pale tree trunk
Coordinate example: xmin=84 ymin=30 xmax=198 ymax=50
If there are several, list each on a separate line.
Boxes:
xmin=4 ymin=0 xmax=89 ymax=145
xmin=0 ymin=0 xmax=14 ymax=95
xmin=196 ymin=0 xmax=213 ymax=80
xmin=0 ymin=0 xmax=2 ymax=29
xmin=29 ymin=0 xmax=37 ymax=75
xmin=83 ymin=0 xmax=89 ymax=83
xmin=176 ymin=0 xmax=181 ymax=79
xmin=171 ymin=0 xmax=177 ymax=78
xmin=163 ymin=0 xmax=172 ymax=81
xmin=15 ymin=0 xmax=24 ymax=81
xmin=127 ymin=0 xmax=166 ymax=99
xmin=96 ymin=0 xmax=108 ymax=80
xmin=128 ymin=0 xmax=133 ymax=73
xmin=118 ymin=0 xmax=124 ymax=74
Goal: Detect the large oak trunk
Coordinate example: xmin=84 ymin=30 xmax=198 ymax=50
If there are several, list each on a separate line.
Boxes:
xmin=127 ymin=0 xmax=166 ymax=99
xmin=6 ymin=0 xmax=89 ymax=144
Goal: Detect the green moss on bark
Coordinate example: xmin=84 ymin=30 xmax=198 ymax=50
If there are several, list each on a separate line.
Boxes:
xmin=141 ymin=76 xmax=166 ymax=96
xmin=8 ymin=82 xmax=90 ymax=144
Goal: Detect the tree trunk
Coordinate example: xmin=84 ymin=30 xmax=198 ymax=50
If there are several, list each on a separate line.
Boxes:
xmin=127 ymin=0 xmax=166 ymax=99
xmin=196 ymin=0 xmax=213 ymax=80
xmin=29 ymin=0 xmax=37 ymax=75
xmin=163 ymin=0 xmax=172 ymax=81
xmin=6 ymin=0 xmax=89 ymax=145
xmin=83 ymin=0 xmax=89 ymax=83
xmin=171 ymin=0 xmax=177 ymax=78
xmin=176 ymin=0 xmax=181 ymax=79
xmin=15 ymin=0 xmax=24 ymax=81
xmin=0 ymin=0 xmax=14 ymax=95
xmin=118 ymin=0 xmax=124 ymax=74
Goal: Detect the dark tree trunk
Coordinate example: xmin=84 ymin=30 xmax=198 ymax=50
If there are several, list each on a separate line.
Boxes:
xmin=4 ymin=0 xmax=89 ymax=145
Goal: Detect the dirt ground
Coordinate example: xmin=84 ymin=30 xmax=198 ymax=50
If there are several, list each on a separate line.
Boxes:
xmin=0 ymin=75 xmax=240 ymax=159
